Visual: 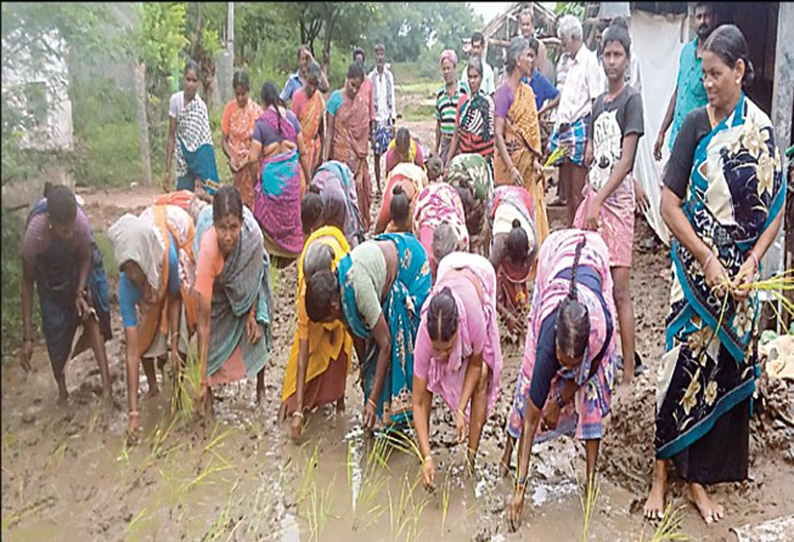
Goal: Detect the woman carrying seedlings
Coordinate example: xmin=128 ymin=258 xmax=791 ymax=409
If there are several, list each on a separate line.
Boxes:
xmin=446 ymin=56 xmax=495 ymax=168
xmin=446 ymin=153 xmax=494 ymax=254
xmin=325 ymin=62 xmax=373 ymax=231
xmin=413 ymin=182 xmax=470 ymax=278
xmin=644 ymin=26 xmax=786 ymax=525
xmin=505 ymin=230 xmax=617 ymax=530
xmin=485 ymin=185 xmax=538 ymax=339
xmin=194 ymin=186 xmax=273 ymax=412
xmin=20 ymin=183 xmax=112 ymax=404
xmin=305 ymin=233 xmax=431 ymax=429
xmin=250 ymin=81 xmax=312 ymax=262
xmin=164 ymin=60 xmax=220 ymax=199
xmin=221 ymin=70 xmax=262 ymax=209
xmin=109 ymin=203 xmax=197 ymax=438
xmin=413 ymin=252 xmax=503 ymax=488
xmin=278 ymin=223 xmax=353 ymax=441
xmin=291 ymin=61 xmax=327 ymax=176
xmin=573 ymin=19 xmax=644 ymax=382
xmin=374 ymin=162 xmax=428 ymax=235
xmin=493 ymin=37 xmax=548 ymax=247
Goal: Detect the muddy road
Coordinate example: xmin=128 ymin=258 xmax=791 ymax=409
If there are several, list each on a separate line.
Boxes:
xmin=3 ymin=136 xmax=794 ymax=541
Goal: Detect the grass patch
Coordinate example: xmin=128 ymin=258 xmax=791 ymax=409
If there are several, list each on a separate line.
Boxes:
xmin=1 ymin=210 xmax=38 ymax=359
xmin=93 ymin=231 xmax=118 ymax=281
xmin=401 ymin=103 xmax=436 ymax=122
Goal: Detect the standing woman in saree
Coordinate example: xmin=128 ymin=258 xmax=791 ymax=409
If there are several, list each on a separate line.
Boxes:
xmin=164 ymin=60 xmax=220 ymax=198
xmin=446 ymin=56 xmax=495 ymax=169
xmin=279 ymin=224 xmax=353 ymax=442
xmin=108 ymin=204 xmax=197 ymax=437
xmin=493 ymin=37 xmax=548 ymax=247
xmin=249 ymin=81 xmax=312 ymax=262
xmin=307 ymin=160 xmax=365 ymax=246
xmin=291 ymin=61 xmax=326 ymax=176
xmin=485 ymin=186 xmax=538 ymax=339
xmin=446 ymin=153 xmax=494 ymax=254
xmin=644 ymin=26 xmax=786 ymax=525
xmin=325 ymin=62 xmax=373 ymax=231
xmin=194 ymin=186 xmax=273 ymax=411
xmin=221 ymin=71 xmax=262 ymax=209
xmin=305 ymin=233 xmax=431 ymax=430
xmin=413 ymin=253 xmax=503 ymax=490
xmin=413 ymin=182 xmax=471 ymax=277
xmin=20 ymin=184 xmax=112 ymax=404
xmin=505 ymin=231 xmax=617 ymax=530
xmin=375 ymin=162 xmax=428 ymax=235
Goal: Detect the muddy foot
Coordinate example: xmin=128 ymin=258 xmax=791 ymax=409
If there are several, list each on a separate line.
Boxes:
xmin=57 ymin=392 xmax=69 ymax=406
xmin=687 ymin=483 xmax=724 ymax=525
xmin=643 ymin=475 xmax=667 ymax=520
xmin=147 ymin=386 xmax=160 ymax=399
xmin=126 ymin=413 xmax=142 ymax=446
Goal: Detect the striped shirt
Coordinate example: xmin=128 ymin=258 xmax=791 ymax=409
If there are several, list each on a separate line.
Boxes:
xmin=435 ymin=82 xmax=468 ymax=137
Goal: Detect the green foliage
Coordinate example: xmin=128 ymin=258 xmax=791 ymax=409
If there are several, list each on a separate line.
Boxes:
xmin=555 ymin=1 xmax=587 ymax=20
xmin=1 ymin=211 xmax=37 ymax=357
xmin=139 ymin=3 xmax=188 ymax=75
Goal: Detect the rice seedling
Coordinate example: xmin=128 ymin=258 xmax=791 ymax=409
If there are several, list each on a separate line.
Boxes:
xmin=388 ymin=469 xmax=429 ymax=542
xmin=180 ymin=456 xmax=233 ymax=494
xmin=203 ymin=481 xmax=242 ymax=542
xmin=637 ymin=502 xmax=689 ymax=542
xmin=576 ymin=468 xmax=601 ymax=542
xmin=440 ymin=467 xmax=452 ymax=534
xmin=0 ymin=494 xmax=56 ymax=532
xmin=171 ymin=343 xmax=202 ymax=419
xmin=87 ymin=403 xmax=102 ymax=434
xmin=121 ymin=507 xmax=149 ymax=542
xmin=544 ymin=145 xmax=569 ymax=168
xmin=45 ymin=433 xmax=68 ymax=471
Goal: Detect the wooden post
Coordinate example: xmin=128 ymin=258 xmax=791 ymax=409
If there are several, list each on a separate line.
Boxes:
xmin=134 ymin=61 xmax=152 ymax=186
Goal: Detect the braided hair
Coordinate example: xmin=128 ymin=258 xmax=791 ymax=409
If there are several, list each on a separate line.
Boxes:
xmin=261 ymin=81 xmax=283 ymax=135
xmin=555 ymin=237 xmax=590 ymax=359
xmin=427 ymin=287 xmax=459 ymax=343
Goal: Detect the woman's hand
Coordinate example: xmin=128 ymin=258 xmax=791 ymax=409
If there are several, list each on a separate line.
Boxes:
xmin=75 ymin=293 xmax=91 ymax=321
xmin=19 ymin=340 xmax=33 ymax=372
xmin=246 ymin=312 xmax=261 ymax=344
xmin=584 ymin=141 xmax=594 ymax=168
xmin=290 ymin=413 xmax=304 ymax=442
xmin=732 ymin=257 xmax=757 ymax=300
xmin=510 ymin=166 xmax=523 ymax=185
xmin=162 ymin=172 xmax=172 ymax=193
xmin=703 ymin=254 xmax=731 ymax=296
xmin=455 ymin=409 xmax=467 ymax=444
xmin=363 ymin=398 xmax=378 ymax=430
xmin=421 ymin=455 xmax=436 ymax=491
xmin=584 ymin=199 xmax=601 ymax=231
xmin=508 ymin=491 xmax=525 ymax=531
xmin=653 ymin=132 xmax=665 ymax=162
xmin=634 ymin=179 xmax=650 ymax=214
xmin=541 ymin=400 xmax=561 ymax=431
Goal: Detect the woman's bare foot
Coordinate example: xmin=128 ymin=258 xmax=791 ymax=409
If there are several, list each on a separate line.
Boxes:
xmin=500 ymin=440 xmax=514 ymax=478
xmin=126 ymin=411 xmax=142 ymax=445
xmin=147 ymin=385 xmax=160 ymax=399
xmin=643 ymin=460 xmax=668 ymax=520
xmin=687 ymin=482 xmax=724 ymax=525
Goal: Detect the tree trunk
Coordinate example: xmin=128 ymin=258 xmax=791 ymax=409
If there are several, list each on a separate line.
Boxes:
xmin=134 ymin=61 xmax=152 ymax=185
xmin=322 ymin=8 xmax=338 ymax=74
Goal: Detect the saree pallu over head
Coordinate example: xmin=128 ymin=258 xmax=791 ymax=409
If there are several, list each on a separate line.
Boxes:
xmin=493 ymin=82 xmax=548 ymax=245
xmin=282 ymin=226 xmax=353 ymax=403
xmin=507 ymin=230 xmax=617 ymax=442
xmin=109 ymin=206 xmax=198 ymax=353
xmin=254 ymin=108 xmax=304 ymax=257
xmin=458 ymin=90 xmax=495 ymax=157
xmin=312 ymin=160 xmax=365 ymax=246
xmin=656 ymin=94 xmax=786 ymax=459
xmin=297 ymin=90 xmax=326 ymax=173
xmin=487 ymin=185 xmax=538 ymax=311
xmin=194 ymin=205 xmax=273 ymax=378
xmin=331 ymin=92 xmax=372 ymax=230
xmin=420 ymin=252 xmax=503 ymax=417
xmin=380 ymin=163 xmax=428 ymax=233
xmin=446 ymin=153 xmax=494 ymax=243
xmin=176 ymin=95 xmax=220 ymax=195
xmin=337 ymin=233 xmax=432 ymax=426
xmin=28 ymin=200 xmax=111 ymax=378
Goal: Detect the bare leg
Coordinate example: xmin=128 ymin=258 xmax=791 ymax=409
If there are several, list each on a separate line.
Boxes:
xmin=559 ymin=162 xmax=572 ymax=218
xmin=467 ymin=365 xmax=490 ymax=468
xmin=501 ymin=434 xmax=515 ymax=477
xmin=142 ymin=358 xmax=159 ymax=397
xmin=336 ymin=396 xmax=346 ymax=413
xmin=85 ymin=319 xmax=111 ymax=399
xmin=611 ymin=267 xmax=636 ymax=383
xmin=126 ymin=352 xmax=141 ymax=435
xmin=56 ymin=372 xmax=69 ymax=404
xmin=687 ymin=482 xmax=725 ymax=525
xmin=374 ymin=153 xmax=382 ymax=195
xmin=644 ymin=459 xmax=668 ymax=520
xmin=567 ymin=163 xmax=587 ymax=227
xmin=256 ymin=368 xmax=265 ymax=405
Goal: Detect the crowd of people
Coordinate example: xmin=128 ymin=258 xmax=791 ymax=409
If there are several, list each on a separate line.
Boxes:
xmin=18 ymin=4 xmax=787 ymax=531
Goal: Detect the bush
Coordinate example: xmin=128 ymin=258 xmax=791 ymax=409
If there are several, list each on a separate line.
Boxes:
xmin=2 ymin=210 xmax=38 ymax=358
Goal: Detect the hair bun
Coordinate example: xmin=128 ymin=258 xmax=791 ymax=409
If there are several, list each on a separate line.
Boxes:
xmin=743 ymin=59 xmax=755 ymax=87
xmin=43 ymin=181 xmax=54 ymax=197
xmin=511 ymin=219 xmax=521 ymax=229
xmin=393 ymin=185 xmax=404 ymax=196
xmin=309 ymin=184 xmax=321 ymax=195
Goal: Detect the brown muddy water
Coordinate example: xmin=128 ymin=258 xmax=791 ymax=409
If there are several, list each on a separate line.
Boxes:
xmin=3 ymin=191 xmax=794 ymax=542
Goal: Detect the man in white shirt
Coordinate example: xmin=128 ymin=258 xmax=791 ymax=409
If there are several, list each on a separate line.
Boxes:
xmin=548 ymin=15 xmax=602 ymax=226
xmin=369 ymin=43 xmax=397 ymax=194
xmin=462 ymin=31 xmax=495 ymax=95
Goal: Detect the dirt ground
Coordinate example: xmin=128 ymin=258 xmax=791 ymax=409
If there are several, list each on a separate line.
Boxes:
xmin=3 ymin=117 xmax=794 ymax=542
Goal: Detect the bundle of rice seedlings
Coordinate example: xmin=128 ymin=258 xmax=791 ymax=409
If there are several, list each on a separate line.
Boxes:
xmin=544 ymin=145 xmax=569 ymax=168
xmin=637 ymin=502 xmax=689 ymax=542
